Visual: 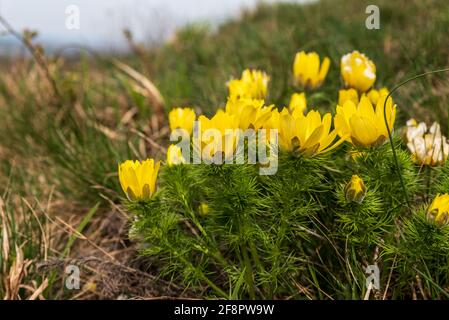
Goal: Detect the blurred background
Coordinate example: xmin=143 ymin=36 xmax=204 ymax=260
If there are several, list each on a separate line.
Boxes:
xmin=0 ymin=0 xmax=311 ymax=54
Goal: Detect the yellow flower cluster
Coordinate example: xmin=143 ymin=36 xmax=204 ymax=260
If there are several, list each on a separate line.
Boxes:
xmin=118 ymin=50 xmax=404 ymax=201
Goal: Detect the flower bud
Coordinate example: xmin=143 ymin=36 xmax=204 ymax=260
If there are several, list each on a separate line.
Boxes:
xmin=199 ymin=203 xmax=210 ymax=217
xmin=118 ymin=159 xmax=160 ymax=201
xmin=344 ymin=175 xmax=367 ymax=203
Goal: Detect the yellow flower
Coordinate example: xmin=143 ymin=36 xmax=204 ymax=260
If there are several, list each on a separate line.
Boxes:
xmin=169 ymin=107 xmax=196 ymax=135
xmin=427 ymin=194 xmax=449 ymax=226
xmin=82 ymin=281 xmax=97 ymax=293
xmin=167 ymin=144 xmax=186 ymax=166
xmin=344 ymin=175 xmax=367 ymax=203
xmin=228 ymin=69 xmax=269 ymax=100
xmin=367 ymin=87 xmax=389 ymax=105
xmin=198 ymin=110 xmax=239 ymax=161
xmin=406 ymin=119 xmax=449 ymax=166
xmin=225 ymin=98 xmax=273 ymax=130
xmin=334 ymin=95 xmax=396 ymax=148
xmin=289 ymin=92 xmax=307 ymax=115
xmin=118 ymin=159 xmax=160 ymax=200
xmin=278 ymin=109 xmax=344 ymax=156
xmin=293 ymin=51 xmax=330 ymax=89
xmin=338 ymin=88 xmax=359 ymax=106
xmin=341 ymin=51 xmax=376 ymax=93
xmin=257 ymin=107 xmax=288 ymax=143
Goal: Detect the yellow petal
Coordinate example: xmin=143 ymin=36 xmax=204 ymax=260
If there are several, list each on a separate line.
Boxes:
xmin=318 ymin=57 xmax=331 ymax=83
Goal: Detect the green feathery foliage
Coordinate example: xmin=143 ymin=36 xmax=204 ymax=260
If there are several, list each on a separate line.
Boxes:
xmin=383 ymin=207 xmax=449 ymax=299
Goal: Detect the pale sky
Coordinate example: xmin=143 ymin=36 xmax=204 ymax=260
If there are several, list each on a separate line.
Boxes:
xmin=0 ymin=0 xmax=312 ymax=50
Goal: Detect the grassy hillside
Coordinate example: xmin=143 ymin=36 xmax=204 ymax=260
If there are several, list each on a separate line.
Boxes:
xmin=0 ymin=0 xmax=448 ymax=299
xmin=148 ymin=0 xmax=449 ymax=122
